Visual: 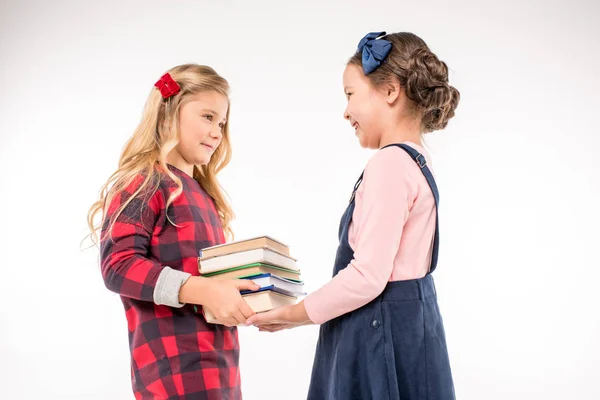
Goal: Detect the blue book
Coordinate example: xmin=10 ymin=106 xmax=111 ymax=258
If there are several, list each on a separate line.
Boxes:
xmin=240 ymin=273 xmax=305 ymax=297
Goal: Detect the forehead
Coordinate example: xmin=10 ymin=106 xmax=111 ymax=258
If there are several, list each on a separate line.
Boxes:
xmin=187 ymin=91 xmax=229 ymax=115
xmin=343 ymin=64 xmax=369 ymax=88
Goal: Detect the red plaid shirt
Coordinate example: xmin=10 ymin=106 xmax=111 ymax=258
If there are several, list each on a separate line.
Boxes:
xmin=100 ymin=165 xmax=241 ymax=399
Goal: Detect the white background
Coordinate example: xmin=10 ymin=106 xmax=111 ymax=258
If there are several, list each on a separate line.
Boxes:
xmin=1 ymin=0 xmax=599 ymax=399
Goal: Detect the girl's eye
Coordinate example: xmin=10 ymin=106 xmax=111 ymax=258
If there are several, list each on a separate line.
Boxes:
xmin=218 ymin=122 xmax=225 ymax=129
xmin=204 ymin=115 xmax=213 ymax=121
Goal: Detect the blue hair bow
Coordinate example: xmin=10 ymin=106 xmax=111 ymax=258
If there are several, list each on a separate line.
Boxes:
xmin=357 ymin=31 xmax=392 ymax=74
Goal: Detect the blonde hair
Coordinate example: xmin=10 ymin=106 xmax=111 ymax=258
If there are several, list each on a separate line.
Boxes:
xmin=87 ymin=64 xmax=234 ymax=246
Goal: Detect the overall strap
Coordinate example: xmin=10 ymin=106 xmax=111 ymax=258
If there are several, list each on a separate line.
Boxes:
xmin=381 ymin=143 xmax=440 ymax=274
xmin=349 ymin=171 xmax=364 ymax=204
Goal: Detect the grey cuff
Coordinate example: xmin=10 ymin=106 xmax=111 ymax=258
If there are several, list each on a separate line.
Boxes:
xmin=154 ymin=267 xmax=192 ymax=308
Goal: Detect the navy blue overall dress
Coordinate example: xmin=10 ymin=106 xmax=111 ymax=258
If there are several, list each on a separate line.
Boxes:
xmin=307 ymin=143 xmax=455 ymax=400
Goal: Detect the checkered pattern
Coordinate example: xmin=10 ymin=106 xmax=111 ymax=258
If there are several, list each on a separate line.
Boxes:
xmin=100 ymin=165 xmax=242 ymax=399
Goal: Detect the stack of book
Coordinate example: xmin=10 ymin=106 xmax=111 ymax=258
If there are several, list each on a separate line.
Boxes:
xmin=197 ymin=236 xmax=304 ymax=324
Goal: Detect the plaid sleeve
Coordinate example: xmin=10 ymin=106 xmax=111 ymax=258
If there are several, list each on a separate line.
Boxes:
xmin=100 ymin=176 xmax=166 ymax=302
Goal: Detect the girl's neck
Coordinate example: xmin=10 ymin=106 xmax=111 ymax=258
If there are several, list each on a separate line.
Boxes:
xmin=166 ymin=151 xmax=194 ymax=177
xmin=379 ymin=117 xmax=423 ymax=149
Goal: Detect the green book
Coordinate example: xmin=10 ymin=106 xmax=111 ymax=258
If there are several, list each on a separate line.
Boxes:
xmin=201 ymin=262 xmax=301 ymax=281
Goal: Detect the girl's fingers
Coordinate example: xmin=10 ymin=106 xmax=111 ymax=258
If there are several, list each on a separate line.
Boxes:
xmin=233 ymin=312 xmax=247 ymax=326
xmin=258 ymin=324 xmax=286 ymax=332
xmin=239 ymin=301 xmax=255 ymax=320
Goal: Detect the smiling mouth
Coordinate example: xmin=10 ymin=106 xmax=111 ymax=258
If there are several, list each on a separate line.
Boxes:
xmin=201 ymin=143 xmax=214 ymax=150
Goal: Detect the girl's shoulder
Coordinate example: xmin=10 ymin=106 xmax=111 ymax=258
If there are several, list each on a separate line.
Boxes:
xmin=366 ymin=142 xmax=426 ymax=174
xmin=145 ymin=164 xmax=193 ymax=194
xmin=361 ymin=142 xmax=432 ymax=194
xmin=117 ymin=166 xmax=179 ymax=207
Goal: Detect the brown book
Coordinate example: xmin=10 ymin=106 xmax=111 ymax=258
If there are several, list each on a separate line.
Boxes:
xmin=199 ymin=248 xmax=298 ymax=275
xmin=202 ymin=263 xmax=301 ymax=281
xmin=203 ymin=290 xmax=297 ymax=325
xmin=199 ymin=236 xmax=290 ymax=260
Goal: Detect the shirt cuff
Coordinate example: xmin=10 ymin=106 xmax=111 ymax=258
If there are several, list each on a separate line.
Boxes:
xmin=303 ymin=292 xmax=327 ymax=325
xmin=153 ymin=267 xmax=192 ymax=308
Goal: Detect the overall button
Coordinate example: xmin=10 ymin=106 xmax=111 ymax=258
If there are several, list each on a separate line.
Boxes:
xmin=371 ymin=320 xmax=381 ymax=329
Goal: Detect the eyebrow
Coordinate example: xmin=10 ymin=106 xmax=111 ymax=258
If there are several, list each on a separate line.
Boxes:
xmin=200 ymin=108 xmax=227 ymax=123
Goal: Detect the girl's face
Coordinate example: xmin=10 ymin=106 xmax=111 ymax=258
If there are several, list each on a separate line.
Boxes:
xmin=176 ymin=90 xmax=229 ymax=166
xmin=343 ymin=64 xmax=392 ymax=149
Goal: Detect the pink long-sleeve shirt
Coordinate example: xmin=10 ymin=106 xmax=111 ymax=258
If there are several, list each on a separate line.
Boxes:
xmin=304 ymin=142 xmax=436 ymax=324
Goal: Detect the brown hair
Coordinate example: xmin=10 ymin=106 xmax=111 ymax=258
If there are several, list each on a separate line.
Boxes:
xmin=87 ymin=64 xmax=234 ymax=245
xmin=348 ymin=32 xmax=460 ymax=133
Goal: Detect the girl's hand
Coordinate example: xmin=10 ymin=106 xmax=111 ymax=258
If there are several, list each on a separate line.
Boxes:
xmin=246 ymin=301 xmax=313 ymax=332
xmin=179 ymin=277 xmax=260 ymax=327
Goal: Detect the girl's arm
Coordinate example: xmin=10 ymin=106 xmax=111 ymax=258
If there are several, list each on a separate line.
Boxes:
xmin=303 ymin=148 xmax=416 ymax=324
xmin=100 ymin=182 xmax=169 ymax=303
xmin=100 ymin=178 xmax=259 ymax=325
xmin=250 ymin=148 xmax=417 ymax=329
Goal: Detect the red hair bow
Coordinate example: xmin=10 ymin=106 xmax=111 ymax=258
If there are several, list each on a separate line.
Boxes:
xmin=154 ymin=73 xmax=181 ymax=98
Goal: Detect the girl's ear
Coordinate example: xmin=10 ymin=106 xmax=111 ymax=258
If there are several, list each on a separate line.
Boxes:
xmin=384 ymin=80 xmax=401 ymax=105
